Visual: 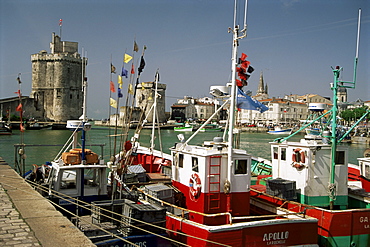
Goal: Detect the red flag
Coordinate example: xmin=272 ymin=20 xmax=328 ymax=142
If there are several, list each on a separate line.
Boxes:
xmin=240 ymin=53 xmax=247 ymax=61
xmin=241 ymin=60 xmax=250 ymax=69
xmin=16 ymin=103 xmax=22 ymax=112
xmin=131 ymin=63 xmax=135 ymax=74
xmin=59 ymin=19 xmax=63 ymax=26
xmin=14 ymin=90 xmax=21 ymax=97
xmin=20 ymin=123 xmax=25 ymax=132
xmin=110 ymin=81 xmax=116 ymax=93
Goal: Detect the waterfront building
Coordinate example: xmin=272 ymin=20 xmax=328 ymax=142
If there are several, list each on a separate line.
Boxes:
xmin=170 ymin=96 xmax=220 ymax=122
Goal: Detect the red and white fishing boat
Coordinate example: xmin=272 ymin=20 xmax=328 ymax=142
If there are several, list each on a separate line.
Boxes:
xmin=157 ymin=1 xmax=319 ymax=245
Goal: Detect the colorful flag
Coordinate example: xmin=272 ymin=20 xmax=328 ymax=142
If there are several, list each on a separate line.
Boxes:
xmin=110 ymin=81 xmax=116 ymax=93
xmin=14 ymin=90 xmax=21 ymax=97
xmin=121 ymin=67 xmax=128 ymax=78
xmin=110 ymin=98 xmax=117 ymax=108
xmin=118 ymin=88 xmax=123 ymax=98
xmin=16 ymin=103 xmax=22 ymax=112
xmin=134 ymin=41 xmax=139 ymax=52
xmin=124 ymin=53 xmax=133 ymax=63
xmin=17 ymin=76 xmax=22 ymax=84
xmin=111 ymin=63 xmax=116 ymax=74
xmin=128 ymin=84 xmax=134 ymax=95
xmin=20 ymin=123 xmax=25 ymax=132
xmin=138 ymin=56 xmax=145 ymax=75
xmin=118 ymin=75 xmax=122 ymax=86
xmin=240 ymin=53 xmax=247 ymax=61
xmin=59 ymin=19 xmax=63 ymax=26
xmin=131 ymin=63 xmax=135 ymax=74
xmin=236 ymin=88 xmax=268 ymax=113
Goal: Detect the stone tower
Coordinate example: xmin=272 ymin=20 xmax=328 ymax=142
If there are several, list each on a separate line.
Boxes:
xmin=30 ymin=33 xmax=85 ymax=122
xmin=135 ymin=81 xmax=167 ymax=123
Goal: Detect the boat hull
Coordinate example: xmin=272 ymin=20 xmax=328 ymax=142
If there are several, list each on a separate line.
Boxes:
xmin=174 ymin=127 xmax=193 ymax=132
xmin=250 ymin=188 xmax=370 ymax=247
xmin=166 ymin=214 xmax=318 ymax=246
xmin=267 ymin=129 xmax=292 ymax=135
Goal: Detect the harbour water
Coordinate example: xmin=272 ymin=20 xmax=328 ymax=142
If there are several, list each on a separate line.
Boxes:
xmin=0 ymin=125 xmax=368 ymax=174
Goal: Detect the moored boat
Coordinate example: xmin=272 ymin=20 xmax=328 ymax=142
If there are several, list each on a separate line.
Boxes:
xmin=267 ymin=126 xmax=292 ymax=135
xmin=0 ymin=121 xmax=12 ymax=135
xmin=174 ymin=123 xmax=193 ymax=132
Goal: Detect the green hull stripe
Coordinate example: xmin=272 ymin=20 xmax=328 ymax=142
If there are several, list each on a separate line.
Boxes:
xmin=319 ymin=234 xmax=370 ymax=247
xmin=298 ymin=194 xmax=347 ymax=207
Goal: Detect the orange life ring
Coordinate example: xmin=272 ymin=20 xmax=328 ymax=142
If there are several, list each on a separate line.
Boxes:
xmin=292 ymin=148 xmax=305 ymax=163
xmin=292 ymin=148 xmax=306 ymax=170
xmin=189 ymin=173 xmax=202 ymax=200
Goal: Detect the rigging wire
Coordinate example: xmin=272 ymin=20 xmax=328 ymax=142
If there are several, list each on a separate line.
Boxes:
xmin=7 ymin=176 xmax=233 ymax=247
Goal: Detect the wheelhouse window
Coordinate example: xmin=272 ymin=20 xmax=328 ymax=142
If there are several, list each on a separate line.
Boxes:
xmin=177 ymin=153 xmax=184 ymax=168
xmin=281 ymin=148 xmax=286 ymax=161
xmin=273 ymin=147 xmax=278 ymax=159
xmin=60 ymin=169 xmax=77 ymax=192
xmin=235 ymin=159 xmax=248 ymax=175
xmin=335 ymin=151 xmax=345 ymax=165
xmin=84 ymin=168 xmax=101 ymax=188
xmin=192 ymin=157 xmax=199 ymax=172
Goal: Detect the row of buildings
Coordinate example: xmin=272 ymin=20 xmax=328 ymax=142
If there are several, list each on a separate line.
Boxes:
xmin=168 ymin=72 xmax=369 ymax=126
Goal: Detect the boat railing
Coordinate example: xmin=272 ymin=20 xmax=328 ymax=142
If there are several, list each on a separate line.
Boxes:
xmin=137 ymin=187 xmax=308 ymax=225
xmin=13 ymin=143 xmax=105 ymax=176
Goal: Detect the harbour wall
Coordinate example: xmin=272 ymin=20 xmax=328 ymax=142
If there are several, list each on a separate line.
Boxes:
xmin=0 ymin=157 xmax=95 ymax=247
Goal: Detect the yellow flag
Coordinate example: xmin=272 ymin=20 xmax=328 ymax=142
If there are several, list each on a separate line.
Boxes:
xmin=124 ymin=53 xmax=133 ymax=63
xmin=128 ymin=84 xmax=134 ymax=95
xmin=110 ymin=98 xmax=117 ymax=108
xmin=118 ymin=75 xmax=122 ymax=85
xmin=141 ymin=82 xmax=145 ymax=89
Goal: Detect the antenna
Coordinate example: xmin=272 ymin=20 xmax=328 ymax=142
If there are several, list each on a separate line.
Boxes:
xmin=353 ymin=8 xmax=361 ymax=84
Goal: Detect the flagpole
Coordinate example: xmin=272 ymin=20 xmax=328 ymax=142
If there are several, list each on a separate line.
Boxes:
xmin=109 ymin=55 xmax=113 ymax=158
xmin=59 ymin=19 xmax=62 ymax=39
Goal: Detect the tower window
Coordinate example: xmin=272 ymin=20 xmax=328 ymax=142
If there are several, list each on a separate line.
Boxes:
xmin=70 ymin=94 xmax=72 ymax=99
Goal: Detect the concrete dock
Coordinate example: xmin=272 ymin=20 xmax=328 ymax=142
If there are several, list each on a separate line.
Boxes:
xmin=0 ymin=157 xmax=95 ymax=247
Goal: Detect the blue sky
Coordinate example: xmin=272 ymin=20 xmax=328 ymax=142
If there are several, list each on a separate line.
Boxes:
xmin=1 ymin=0 xmax=369 ymax=119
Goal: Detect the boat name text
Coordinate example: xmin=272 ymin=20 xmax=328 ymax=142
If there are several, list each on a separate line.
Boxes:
xmin=263 ymin=231 xmax=289 ymax=245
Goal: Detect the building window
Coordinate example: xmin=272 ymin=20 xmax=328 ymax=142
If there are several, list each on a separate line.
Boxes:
xmin=70 ymin=94 xmax=72 ymax=99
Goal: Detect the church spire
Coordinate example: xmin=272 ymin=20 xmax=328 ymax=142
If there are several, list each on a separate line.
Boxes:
xmin=257 ymin=71 xmax=265 ymax=94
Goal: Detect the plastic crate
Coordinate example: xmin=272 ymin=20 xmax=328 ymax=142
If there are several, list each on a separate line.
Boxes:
xmin=91 ymin=199 xmax=134 ymax=224
xmin=266 ymin=178 xmax=297 ymax=201
xmin=120 ymin=203 xmax=166 ymax=236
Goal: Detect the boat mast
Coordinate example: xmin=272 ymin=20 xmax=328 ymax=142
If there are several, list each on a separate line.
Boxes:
xmin=81 ymin=49 xmax=88 ymax=162
xmin=329 ymin=8 xmax=361 ymax=210
xmin=227 ymin=0 xmax=248 ymax=184
xmin=150 ymin=70 xmax=160 ymax=150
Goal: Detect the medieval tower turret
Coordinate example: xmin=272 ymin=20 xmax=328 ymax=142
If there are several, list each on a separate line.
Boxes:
xmin=30 ymin=33 xmax=85 ymax=122
xmin=135 ymin=81 xmax=167 ymax=123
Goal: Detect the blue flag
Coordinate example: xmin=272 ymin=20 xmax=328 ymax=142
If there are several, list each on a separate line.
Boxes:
xmin=118 ymin=88 xmax=123 ymax=98
xmin=121 ymin=67 xmax=128 ymax=78
xmin=236 ymin=88 xmax=268 ymax=113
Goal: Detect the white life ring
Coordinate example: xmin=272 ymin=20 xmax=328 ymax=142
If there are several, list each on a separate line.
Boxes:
xmin=189 ymin=173 xmax=202 ymax=200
